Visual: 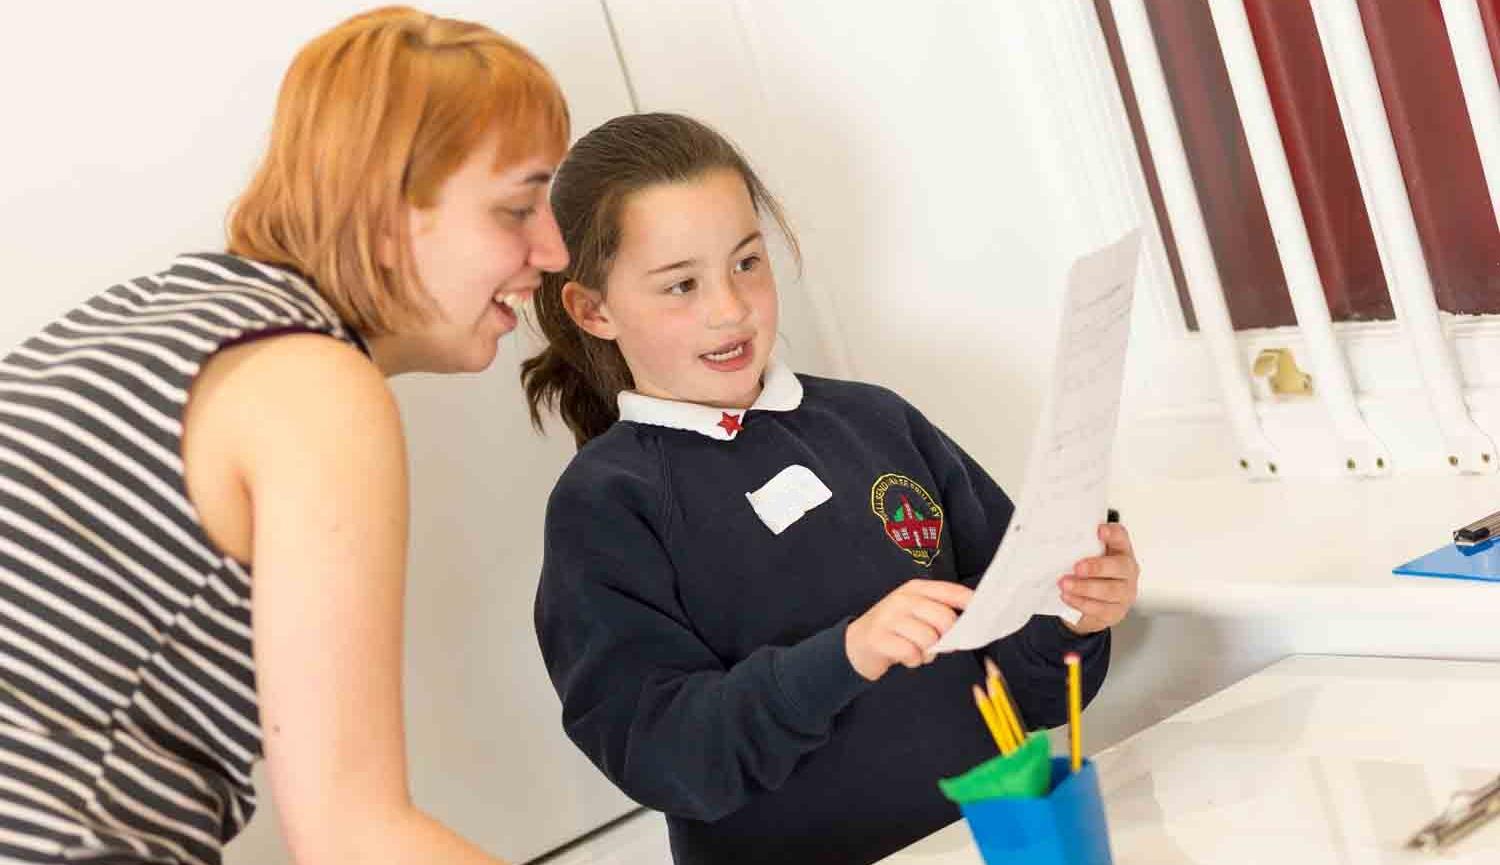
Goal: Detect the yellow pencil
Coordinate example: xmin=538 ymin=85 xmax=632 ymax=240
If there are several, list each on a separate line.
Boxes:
xmin=1065 ymin=652 xmax=1082 ymax=773
xmin=972 ymin=685 xmax=1013 ymax=754
xmin=984 ymin=657 xmax=1026 ymax=746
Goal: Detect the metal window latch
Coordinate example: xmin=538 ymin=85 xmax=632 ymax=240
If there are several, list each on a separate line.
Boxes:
xmin=1251 ymin=347 xmax=1313 ymax=397
xmin=1407 ymin=773 xmax=1500 ymax=853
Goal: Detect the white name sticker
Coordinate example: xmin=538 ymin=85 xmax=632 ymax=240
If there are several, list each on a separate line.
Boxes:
xmin=745 ymin=465 xmax=833 ymax=535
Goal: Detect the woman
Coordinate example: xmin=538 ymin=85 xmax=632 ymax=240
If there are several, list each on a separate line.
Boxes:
xmin=0 ymin=7 xmax=567 ymax=863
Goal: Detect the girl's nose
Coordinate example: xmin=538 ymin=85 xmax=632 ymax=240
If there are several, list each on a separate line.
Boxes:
xmin=705 ymin=281 xmax=751 ymax=328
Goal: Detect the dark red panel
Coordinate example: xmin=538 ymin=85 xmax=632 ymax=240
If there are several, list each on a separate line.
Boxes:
xmin=1246 ymin=0 xmax=1392 ymax=322
xmin=1144 ymin=0 xmax=1296 ymax=330
xmin=1358 ymin=0 xmax=1500 ymax=314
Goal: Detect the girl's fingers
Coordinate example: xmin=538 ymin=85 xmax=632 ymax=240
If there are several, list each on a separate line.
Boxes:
xmin=1060 ymin=576 xmax=1131 ymax=605
xmin=878 ymin=631 xmax=928 ymax=668
xmin=900 ymin=579 xmax=974 ymax=611
xmin=1073 ymin=554 xmax=1139 ymax=580
xmin=906 ymin=597 xmax=961 ymax=636
xmin=887 ymin=617 xmax=942 ymax=654
xmin=1098 ymin=522 xmax=1135 ymax=556
xmin=1061 ymin=591 xmax=1120 ymax=626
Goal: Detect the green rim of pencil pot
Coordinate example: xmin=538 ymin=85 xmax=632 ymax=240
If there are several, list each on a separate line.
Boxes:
xmin=937 ymin=733 xmax=1052 ymax=804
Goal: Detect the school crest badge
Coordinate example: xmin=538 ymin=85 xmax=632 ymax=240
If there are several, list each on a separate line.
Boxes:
xmin=870 ymin=473 xmax=944 ymax=567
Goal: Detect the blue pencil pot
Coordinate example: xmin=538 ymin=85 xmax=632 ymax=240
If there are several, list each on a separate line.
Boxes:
xmin=958 ymin=758 xmax=1112 ymax=865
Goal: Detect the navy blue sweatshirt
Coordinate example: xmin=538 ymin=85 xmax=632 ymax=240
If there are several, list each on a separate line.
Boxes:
xmin=535 ymin=363 xmax=1109 ymax=864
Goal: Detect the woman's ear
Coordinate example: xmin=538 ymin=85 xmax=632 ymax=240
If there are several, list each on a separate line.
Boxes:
xmin=378 ymin=205 xmax=430 ymax=271
xmin=561 ymin=281 xmax=618 ymax=341
xmin=377 ymin=221 xmax=398 ymax=270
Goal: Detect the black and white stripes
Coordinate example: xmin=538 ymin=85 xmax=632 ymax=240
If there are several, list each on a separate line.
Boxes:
xmin=0 ymin=254 xmax=360 ymax=863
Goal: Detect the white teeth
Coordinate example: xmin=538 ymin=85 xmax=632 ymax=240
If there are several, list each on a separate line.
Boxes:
xmin=703 ymin=343 xmax=746 ymax=362
xmin=497 ymin=293 xmax=531 ymax=311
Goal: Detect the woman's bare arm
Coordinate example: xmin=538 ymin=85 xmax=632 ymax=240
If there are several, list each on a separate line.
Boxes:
xmin=186 ymin=334 xmax=510 ymax=864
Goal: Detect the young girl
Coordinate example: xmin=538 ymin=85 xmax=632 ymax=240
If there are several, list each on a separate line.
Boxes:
xmin=524 ymin=113 xmax=1139 ymax=865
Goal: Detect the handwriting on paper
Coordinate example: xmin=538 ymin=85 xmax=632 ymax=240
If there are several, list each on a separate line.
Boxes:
xmin=933 ymin=231 xmax=1141 ymax=653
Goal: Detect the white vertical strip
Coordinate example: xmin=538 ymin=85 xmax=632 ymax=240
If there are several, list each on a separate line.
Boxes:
xmin=1440 ymin=0 xmax=1500 ymax=234
xmin=1206 ymin=0 xmax=1389 ymax=477
xmin=1310 ymin=0 xmax=1498 ymax=474
xmin=1109 ymin=0 xmax=1281 ymax=479
xmin=1042 ymin=0 xmax=1206 ymax=336
xmin=725 ymin=0 xmax=857 ymax=379
xmin=1034 ymin=0 xmax=1188 ymax=329
xmin=1071 ymin=5 xmax=1194 ymax=338
xmin=598 ymin=0 xmax=641 ymax=111
xmin=1026 ymin=1 xmax=1140 ymax=246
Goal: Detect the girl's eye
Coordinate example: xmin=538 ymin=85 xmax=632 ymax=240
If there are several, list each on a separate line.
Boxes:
xmin=666 ymin=278 xmax=697 ymax=296
xmin=734 ymin=254 xmax=762 ymax=274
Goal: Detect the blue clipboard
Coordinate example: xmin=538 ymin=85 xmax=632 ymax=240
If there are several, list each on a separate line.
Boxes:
xmin=1394 ymin=538 xmax=1500 ymax=582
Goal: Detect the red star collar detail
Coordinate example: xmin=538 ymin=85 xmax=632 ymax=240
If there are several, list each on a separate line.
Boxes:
xmin=615 ymin=358 xmax=803 ymax=441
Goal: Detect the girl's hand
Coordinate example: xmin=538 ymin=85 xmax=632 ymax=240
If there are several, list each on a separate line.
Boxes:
xmin=1060 ymin=522 xmax=1140 ymax=635
xmin=845 ymin=579 xmax=973 ymax=681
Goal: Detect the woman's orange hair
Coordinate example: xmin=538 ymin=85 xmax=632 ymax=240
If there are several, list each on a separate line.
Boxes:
xmin=228 ymin=6 xmax=569 ymax=335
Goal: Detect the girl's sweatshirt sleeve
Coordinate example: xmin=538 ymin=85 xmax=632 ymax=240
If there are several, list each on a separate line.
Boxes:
xmin=534 ymin=464 xmax=871 ymax=822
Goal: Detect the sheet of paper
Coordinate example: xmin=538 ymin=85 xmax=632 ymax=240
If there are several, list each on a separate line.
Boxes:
xmin=933 ymin=231 xmax=1141 ymax=653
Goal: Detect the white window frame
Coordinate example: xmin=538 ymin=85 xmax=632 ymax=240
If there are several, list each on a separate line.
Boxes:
xmin=1046 ymin=0 xmax=1500 ymax=480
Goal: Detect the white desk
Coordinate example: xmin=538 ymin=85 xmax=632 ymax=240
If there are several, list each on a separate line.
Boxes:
xmin=881 ymin=654 xmax=1500 ymax=864
xmin=1117 ymin=476 xmax=1500 ymax=631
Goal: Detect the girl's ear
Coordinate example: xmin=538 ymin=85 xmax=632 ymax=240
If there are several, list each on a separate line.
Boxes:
xmin=561 ymin=281 xmax=619 ymax=341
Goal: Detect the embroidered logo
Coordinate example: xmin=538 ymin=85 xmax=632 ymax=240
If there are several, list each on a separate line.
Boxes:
xmin=869 ymin=473 xmax=944 ymax=567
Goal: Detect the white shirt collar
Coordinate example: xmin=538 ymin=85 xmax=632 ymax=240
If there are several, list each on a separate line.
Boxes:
xmin=616 ymin=358 xmax=803 ymax=441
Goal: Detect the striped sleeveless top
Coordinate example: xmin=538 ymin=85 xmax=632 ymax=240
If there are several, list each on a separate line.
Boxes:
xmin=0 ymin=254 xmax=365 ymax=863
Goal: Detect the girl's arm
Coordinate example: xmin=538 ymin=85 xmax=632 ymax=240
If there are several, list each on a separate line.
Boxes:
xmin=535 ymin=471 xmax=874 ymax=823
xmin=902 ymin=397 xmax=1111 ymax=729
xmin=189 ymin=334 xmax=510 ymax=865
